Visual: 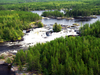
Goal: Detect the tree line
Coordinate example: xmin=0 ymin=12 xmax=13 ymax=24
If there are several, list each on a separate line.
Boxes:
xmin=0 ymin=10 xmax=40 ymax=42
xmin=0 ymin=1 xmax=100 ymax=16
xmin=0 ymin=0 xmax=99 ymax=3
xmin=14 ymin=20 xmax=100 ymax=75
xmin=80 ymin=20 xmax=100 ymax=37
xmin=42 ymin=11 xmax=64 ymax=17
xmin=65 ymin=2 xmax=100 ymax=17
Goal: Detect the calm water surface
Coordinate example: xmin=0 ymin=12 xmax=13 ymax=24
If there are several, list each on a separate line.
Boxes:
xmin=31 ymin=11 xmax=100 ymax=26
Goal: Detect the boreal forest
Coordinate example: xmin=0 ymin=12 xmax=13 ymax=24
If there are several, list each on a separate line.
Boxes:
xmin=0 ymin=0 xmax=99 ymax=3
xmin=14 ymin=21 xmax=100 ymax=75
xmin=0 ymin=11 xmax=40 ymax=42
xmin=0 ymin=0 xmax=100 ymax=75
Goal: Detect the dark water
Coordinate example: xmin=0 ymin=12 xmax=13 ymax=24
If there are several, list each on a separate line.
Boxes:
xmin=0 ymin=43 xmax=28 ymax=54
xmin=0 ymin=43 xmax=21 ymax=54
xmin=0 ymin=64 xmax=15 ymax=75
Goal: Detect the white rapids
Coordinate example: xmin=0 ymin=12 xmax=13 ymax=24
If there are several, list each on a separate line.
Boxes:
xmin=19 ymin=27 xmax=78 ymax=47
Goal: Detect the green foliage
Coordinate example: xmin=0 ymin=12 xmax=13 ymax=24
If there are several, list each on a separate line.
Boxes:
xmin=0 ymin=55 xmax=4 ymax=59
xmin=35 ymin=21 xmax=43 ymax=28
xmin=6 ymin=58 xmax=12 ymax=64
xmin=65 ymin=9 xmax=91 ymax=17
xmin=0 ymin=1 xmax=100 ymax=16
xmin=42 ymin=11 xmax=64 ymax=17
xmin=14 ymin=32 xmax=100 ymax=75
xmin=53 ymin=23 xmax=62 ymax=32
xmin=0 ymin=0 xmax=99 ymax=17
xmin=80 ymin=20 xmax=100 ymax=37
xmin=0 ymin=10 xmax=40 ymax=41
xmin=14 ymin=49 xmax=26 ymax=65
xmin=18 ymin=59 xmax=23 ymax=71
xmin=3 ymin=0 xmax=100 ymax=74
xmin=0 ymin=0 xmax=100 ymax=3
xmin=64 ymin=1 xmax=100 ymax=16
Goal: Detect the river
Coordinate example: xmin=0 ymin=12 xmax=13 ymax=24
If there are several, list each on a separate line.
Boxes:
xmin=0 ymin=10 xmax=100 ymax=53
xmin=31 ymin=10 xmax=100 ymax=26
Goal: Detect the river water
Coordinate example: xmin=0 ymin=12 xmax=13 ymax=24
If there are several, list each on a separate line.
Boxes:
xmin=0 ymin=11 xmax=100 ymax=53
xmin=0 ymin=64 xmax=15 ymax=75
xmin=31 ymin=10 xmax=100 ymax=26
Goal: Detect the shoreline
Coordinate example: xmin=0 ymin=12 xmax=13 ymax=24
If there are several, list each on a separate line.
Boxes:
xmin=0 ymin=26 xmax=79 ymax=54
xmin=42 ymin=15 xmax=97 ymax=20
xmin=0 ymin=26 xmax=79 ymax=74
xmin=1 ymin=14 xmax=99 ymax=54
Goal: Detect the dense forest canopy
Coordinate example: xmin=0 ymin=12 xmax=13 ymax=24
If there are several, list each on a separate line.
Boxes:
xmin=0 ymin=0 xmax=100 ymax=16
xmin=1 ymin=0 xmax=100 ymax=74
xmin=0 ymin=10 xmax=40 ymax=42
xmin=80 ymin=21 xmax=100 ymax=37
xmin=42 ymin=11 xmax=64 ymax=17
xmin=0 ymin=0 xmax=100 ymax=3
xmin=14 ymin=21 xmax=100 ymax=75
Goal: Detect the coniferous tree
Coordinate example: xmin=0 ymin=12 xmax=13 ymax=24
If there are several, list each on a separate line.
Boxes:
xmin=53 ymin=23 xmax=61 ymax=32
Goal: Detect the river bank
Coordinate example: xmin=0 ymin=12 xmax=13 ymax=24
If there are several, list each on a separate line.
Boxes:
xmin=0 ymin=25 xmax=79 ymax=75
xmin=1 ymin=15 xmax=100 ymax=54
xmin=0 ymin=10 xmax=100 ymax=71
xmin=1 ymin=12 xmax=100 ymax=54
xmin=0 ymin=25 xmax=79 ymax=53
xmin=42 ymin=15 xmax=97 ymax=20
xmin=0 ymin=16 xmax=100 ymax=75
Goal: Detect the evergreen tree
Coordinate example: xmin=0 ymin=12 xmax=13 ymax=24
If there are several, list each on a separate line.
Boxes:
xmin=53 ymin=23 xmax=62 ymax=32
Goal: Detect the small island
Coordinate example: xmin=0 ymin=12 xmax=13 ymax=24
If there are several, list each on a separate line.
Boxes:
xmin=42 ymin=10 xmax=97 ymax=20
xmin=42 ymin=10 xmax=64 ymax=20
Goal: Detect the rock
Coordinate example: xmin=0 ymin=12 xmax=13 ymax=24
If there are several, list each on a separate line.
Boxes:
xmin=23 ymin=67 xmax=27 ymax=71
xmin=0 ymin=60 xmax=5 ymax=64
xmin=8 ymin=53 xmax=13 ymax=56
xmin=11 ymin=66 xmax=18 ymax=72
xmin=56 ymin=17 xmax=62 ymax=20
xmin=1 ymin=52 xmax=8 ymax=56
xmin=10 ymin=50 xmax=17 ymax=54
xmin=66 ymin=17 xmax=74 ymax=20
xmin=73 ymin=23 xmax=79 ymax=26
